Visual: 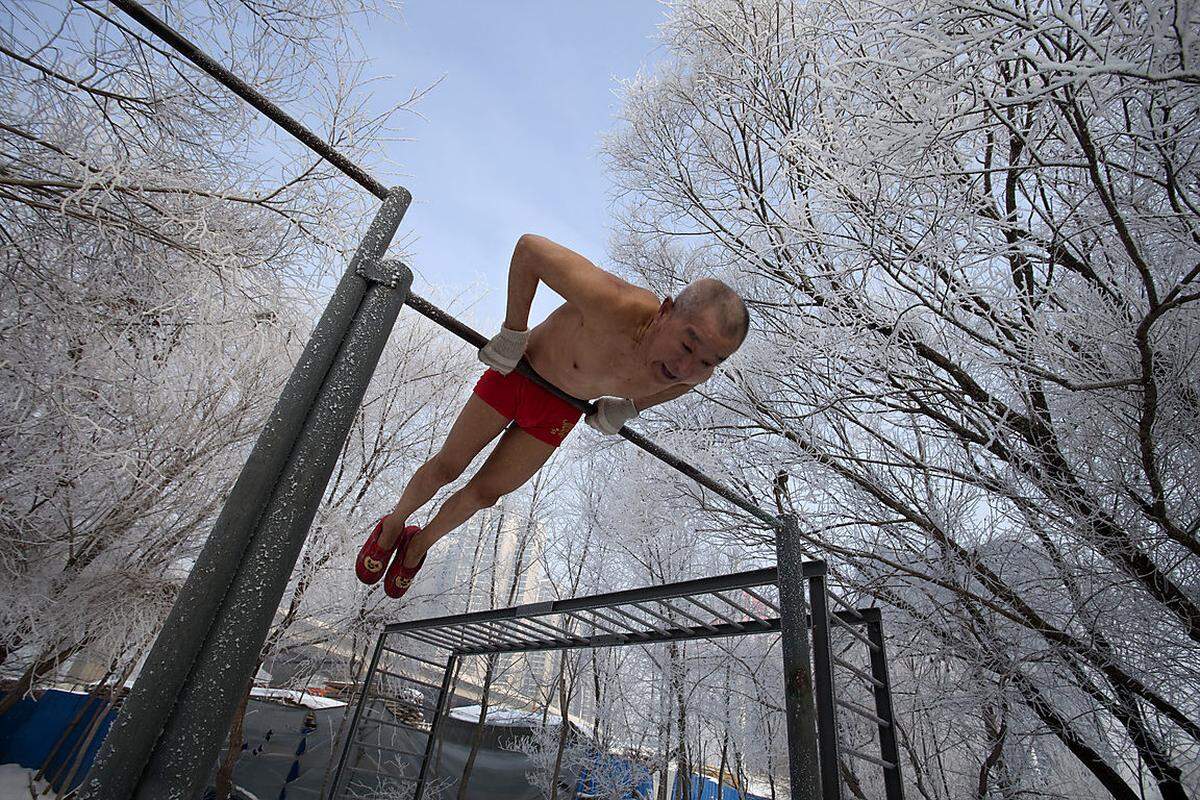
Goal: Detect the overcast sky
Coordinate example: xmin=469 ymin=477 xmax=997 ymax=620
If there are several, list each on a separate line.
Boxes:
xmin=354 ymin=2 xmax=669 ymax=329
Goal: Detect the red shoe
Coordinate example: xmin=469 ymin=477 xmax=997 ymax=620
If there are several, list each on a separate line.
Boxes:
xmin=355 ymin=518 xmax=398 ymax=585
xmin=384 ymin=526 xmax=426 ymax=599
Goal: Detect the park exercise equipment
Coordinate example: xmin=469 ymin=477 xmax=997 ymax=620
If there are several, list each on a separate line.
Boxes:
xmin=72 ymin=2 xmax=904 ymax=798
xmin=330 ymin=556 xmax=903 ymax=800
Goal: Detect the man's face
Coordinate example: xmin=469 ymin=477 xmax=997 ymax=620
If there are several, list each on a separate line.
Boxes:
xmin=645 ymin=299 xmax=739 ymax=386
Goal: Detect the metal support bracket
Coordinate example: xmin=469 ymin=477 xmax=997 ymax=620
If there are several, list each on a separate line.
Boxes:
xmin=356 ymin=257 xmax=412 ymax=290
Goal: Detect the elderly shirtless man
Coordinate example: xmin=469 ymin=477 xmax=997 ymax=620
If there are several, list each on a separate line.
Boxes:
xmin=356 ymin=234 xmax=749 ymax=598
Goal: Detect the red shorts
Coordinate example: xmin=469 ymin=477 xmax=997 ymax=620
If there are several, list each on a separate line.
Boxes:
xmin=473 ymin=369 xmax=582 ymax=447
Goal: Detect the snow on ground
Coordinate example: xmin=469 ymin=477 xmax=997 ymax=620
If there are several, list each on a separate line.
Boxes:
xmin=449 ymin=704 xmax=561 ymax=726
xmin=249 ymin=687 xmax=346 ymax=709
xmin=0 ymin=764 xmax=51 ymax=799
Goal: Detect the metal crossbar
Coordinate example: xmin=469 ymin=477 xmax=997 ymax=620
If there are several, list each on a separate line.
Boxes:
xmin=837 ymin=697 xmax=891 ymax=728
xmin=843 ymin=746 xmax=896 ymax=770
xmin=381 ymin=647 xmax=444 ymax=669
xmin=830 ymin=612 xmax=881 ymax=652
xmin=833 ymin=654 xmax=885 ymax=689
xmin=373 ymin=668 xmax=442 ymax=692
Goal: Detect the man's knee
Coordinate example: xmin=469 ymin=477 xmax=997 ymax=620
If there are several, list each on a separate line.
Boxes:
xmin=463 ymin=479 xmax=503 ymax=510
xmin=425 ymin=452 xmax=467 ymax=486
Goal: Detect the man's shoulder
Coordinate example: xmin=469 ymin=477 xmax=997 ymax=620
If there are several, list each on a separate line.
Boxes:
xmin=602 ymin=279 xmax=659 ymax=330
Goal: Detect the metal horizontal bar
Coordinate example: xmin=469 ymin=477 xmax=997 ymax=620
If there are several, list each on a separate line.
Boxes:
xmin=828 ymin=591 xmax=867 ymax=620
xmin=521 ymin=615 xmax=587 ymax=646
xmin=586 ymin=606 xmax=655 ymax=639
xmin=711 ymin=591 xmax=768 ymax=624
xmin=605 ymin=604 xmax=671 ymax=636
xmin=106 ymin=0 xmax=390 ymax=198
xmin=685 ymin=594 xmax=743 ymax=629
xmin=832 ymin=655 xmax=885 ymax=689
xmin=837 ymin=698 xmax=891 ymax=728
xmin=565 ymin=610 xmax=630 ymax=640
xmin=830 ymin=614 xmax=881 ymax=651
xmin=453 ymin=618 xmax=780 ymax=656
xmin=381 ymin=645 xmax=445 ymax=669
xmin=631 ymin=602 xmax=683 ymax=630
xmin=383 ymin=567 xmax=784 ymax=637
xmin=394 ymin=628 xmax=461 ymax=651
xmin=490 ymin=617 xmax=559 ymax=646
xmin=360 ymin=711 xmax=417 ymax=733
xmin=374 ymin=668 xmax=443 ymax=692
xmin=842 ymin=746 xmax=895 ymax=770
xmin=657 ymin=599 xmax=720 ymax=632
xmin=741 ymin=586 xmax=781 ymax=614
xmin=441 ymin=621 xmax=500 ymax=648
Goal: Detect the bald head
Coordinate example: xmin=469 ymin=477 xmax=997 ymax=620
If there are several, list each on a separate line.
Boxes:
xmin=673 ymin=278 xmax=750 ymax=349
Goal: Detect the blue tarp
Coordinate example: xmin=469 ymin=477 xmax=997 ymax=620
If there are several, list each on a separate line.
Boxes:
xmin=0 ymin=688 xmax=342 ymax=798
xmin=2 ymin=690 xmax=772 ymax=800
xmin=576 ymin=751 xmax=653 ymax=799
xmin=0 ymin=688 xmax=117 ymax=792
xmin=674 ymin=772 xmax=769 ymax=800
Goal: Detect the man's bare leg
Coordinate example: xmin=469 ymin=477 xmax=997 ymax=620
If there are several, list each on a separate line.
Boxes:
xmin=379 ymin=394 xmax=510 ymax=549
xmin=402 ymin=426 xmax=556 ymax=568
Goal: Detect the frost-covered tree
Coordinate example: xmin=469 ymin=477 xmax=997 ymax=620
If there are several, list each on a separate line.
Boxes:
xmin=604 ymin=0 xmax=1200 ymax=797
xmin=0 ymin=0 xmax=417 ymax=710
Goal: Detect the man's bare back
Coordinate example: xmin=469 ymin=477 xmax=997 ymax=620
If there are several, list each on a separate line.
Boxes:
xmin=354 ymin=234 xmax=749 ymax=598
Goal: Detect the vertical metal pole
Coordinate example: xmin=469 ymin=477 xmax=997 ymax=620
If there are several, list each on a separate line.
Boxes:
xmin=430 ymin=656 xmax=461 ymax=780
xmin=413 ymin=654 xmax=458 ymax=800
xmin=329 ymin=632 xmax=388 ymax=800
xmin=865 ymin=610 xmax=904 ymax=800
xmin=774 ymin=516 xmax=822 ymax=800
xmin=808 ymin=565 xmax=843 ymax=800
xmin=81 ymin=189 xmax=413 ymax=800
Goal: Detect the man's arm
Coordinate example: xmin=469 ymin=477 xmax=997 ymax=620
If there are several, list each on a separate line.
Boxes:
xmin=503 ymin=234 xmax=638 ymax=330
xmin=587 ymin=383 xmax=693 ymax=435
xmin=632 ymin=382 xmax=693 ymax=411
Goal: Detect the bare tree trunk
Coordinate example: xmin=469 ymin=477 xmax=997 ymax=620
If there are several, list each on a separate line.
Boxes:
xmin=715 ymin=735 xmax=728 ymax=800
xmin=456 ymin=653 xmax=498 ymax=800
xmin=974 ymin=700 xmax=1009 ymax=800
xmin=55 ymin=658 xmax=138 ymax=799
xmin=548 ymin=665 xmax=572 ymax=800
xmin=213 ymin=680 xmax=253 ymax=800
xmin=591 ymin=651 xmax=603 ymax=745
xmin=1011 ymin=671 xmax=1141 ymax=800
xmin=0 ymin=641 xmax=83 ymax=718
xmin=36 ymin=668 xmax=112 ymax=784
xmin=670 ymin=642 xmax=690 ymax=800
xmin=655 ymin=672 xmax=671 ymax=800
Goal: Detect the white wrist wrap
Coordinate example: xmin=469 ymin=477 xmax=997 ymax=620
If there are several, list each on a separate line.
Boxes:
xmin=586 ymin=397 xmax=639 ymax=435
xmin=478 ymin=325 xmax=530 ymax=375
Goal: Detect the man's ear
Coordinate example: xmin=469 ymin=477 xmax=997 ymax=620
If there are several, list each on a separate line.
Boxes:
xmin=658 ymin=296 xmax=674 ymax=317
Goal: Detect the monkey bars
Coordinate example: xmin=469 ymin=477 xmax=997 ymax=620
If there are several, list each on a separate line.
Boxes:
xmin=329 ymin=560 xmax=904 ymax=800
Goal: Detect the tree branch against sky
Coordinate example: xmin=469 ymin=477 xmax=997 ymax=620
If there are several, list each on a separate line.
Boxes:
xmin=603 ymin=0 xmax=1200 ymax=796
xmin=0 ymin=0 xmax=419 ymax=712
